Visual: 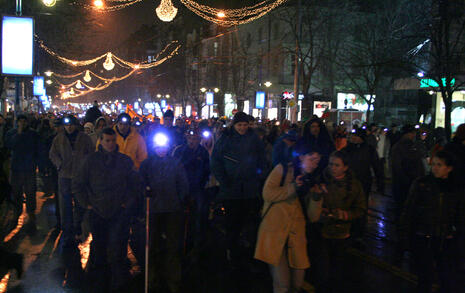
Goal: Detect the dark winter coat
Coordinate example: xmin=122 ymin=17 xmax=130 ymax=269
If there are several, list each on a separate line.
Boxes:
xmin=139 ymin=154 xmax=189 ymax=213
xmin=49 ymin=131 xmax=94 ymax=179
xmin=84 ymin=106 xmax=103 ymax=124
xmin=37 ymin=126 xmax=56 ymax=171
xmin=210 ymin=128 xmax=267 ymax=201
xmin=172 ymin=144 xmax=210 ymax=193
xmin=443 ymin=140 xmax=465 ymax=187
xmin=272 ymin=136 xmax=295 ymax=167
xmin=391 ymin=137 xmax=425 ymax=199
xmin=72 ymin=145 xmax=141 ymax=219
xmin=342 ymin=142 xmax=384 ymax=194
xmin=296 ymin=119 xmax=335 ymax=171
xmin=5 ymin=128 xmax=39 ymax=172
xmin=399 ymin=175 xmax=465 ymax=252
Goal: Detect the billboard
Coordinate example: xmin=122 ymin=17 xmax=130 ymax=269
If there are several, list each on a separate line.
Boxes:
xmin=255 ymin=91 xmax=265 ymax=109
xmin=33 ymin=76 xmax=45 ymax=96
xmin=2 ymin=16 xmax=34 ymax=75
xmin=206 ymin=92 xmax=214 ymax=105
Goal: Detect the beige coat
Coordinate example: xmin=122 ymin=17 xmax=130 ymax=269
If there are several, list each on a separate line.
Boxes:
xmin=254 ymin=164 xmax=310 ymax=269
xmin=49 ymin=131 xmax=94 ymax=179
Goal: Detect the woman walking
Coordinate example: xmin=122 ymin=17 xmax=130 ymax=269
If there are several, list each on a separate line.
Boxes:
xmin=307 ymin=150 xmax=366 ymax=293
xmin=255 ymin=150 xmax=321 ymax=293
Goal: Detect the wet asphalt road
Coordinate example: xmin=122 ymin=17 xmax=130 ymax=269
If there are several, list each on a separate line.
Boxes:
xmin=0 ymin=181 xmax=441 ymax=293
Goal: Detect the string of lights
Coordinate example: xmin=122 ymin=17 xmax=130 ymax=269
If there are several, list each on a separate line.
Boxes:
xmin=179 ymin=0 xmax=288 ymax=26
xmin=39 ymin=38 xmax=180 ymax=70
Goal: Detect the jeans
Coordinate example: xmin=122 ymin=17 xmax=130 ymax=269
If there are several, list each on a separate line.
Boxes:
xmin=58 ymin=178 xmax=84 ymax=248
xmin=88 ymin=209 xmax=130 ymax=291
xmin=10 ymin=170 xmax=36 ymax=214
xmin=311 ymin=236 xmax=350 ymax=293
xmin=149 ymin=212 xmax=184 ymax=293
xmin=412 ymin=236 xmax=460 ymax=293
xmin=269 ymin=245 xmax=305 ymax=293
xmin=221 ymin=198 xmax=261 ymax=265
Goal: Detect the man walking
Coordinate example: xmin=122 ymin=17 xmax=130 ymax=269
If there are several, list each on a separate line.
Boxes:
xmin=73 ymin=127 xmax=140 ymax=292
xmin=5 ymin=114 xmax=39 ymax=232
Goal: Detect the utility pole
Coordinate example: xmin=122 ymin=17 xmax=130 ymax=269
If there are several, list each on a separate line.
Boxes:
xmin=291 ymin=0 xmax=302 ymax=123
xmin=15 ymin=0 xmax=22 ymax=117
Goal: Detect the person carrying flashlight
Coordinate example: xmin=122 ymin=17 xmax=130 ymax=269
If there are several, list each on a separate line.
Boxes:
xmin=98 ymin=113 xmax=147 ymax=170
xmin=49 ymin=114 xmax=94 ymax=287
xmin=139 ymin=131 xmax=189 ymax=293
xmin=172 ymin=128 xmax=210 ymax=247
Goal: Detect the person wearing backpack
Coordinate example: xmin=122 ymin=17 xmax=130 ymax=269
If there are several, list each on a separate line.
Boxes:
xmin=255 ymin=150 xmax=321 ymax=293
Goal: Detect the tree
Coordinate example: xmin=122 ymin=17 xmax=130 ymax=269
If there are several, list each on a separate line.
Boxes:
xmin=335 ymin=0 xmax=424 ymax=123
xmin=414 ymin=0 xmax=465 ymax=139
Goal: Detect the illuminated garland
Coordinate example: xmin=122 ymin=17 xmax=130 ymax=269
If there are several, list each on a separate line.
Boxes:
xmin=39 ymin=39 xmax=180 ymax=70
xmin=49 ymin=43 xmax=180 ymax=99
xmin=70 ymin=0 xmax=288 ymax=26
xmin=179 ymin=0 xmax=289 ymax=26
xmin=71 ymin=0 xmax=143 ymax=12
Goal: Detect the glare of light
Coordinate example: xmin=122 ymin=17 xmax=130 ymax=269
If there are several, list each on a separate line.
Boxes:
xmin=0 ymin=273 xmax=10 ymax=293
xmin=157 ymin=94 xmax=162 ymax=98
xmin=78 ymin=234 xmax=93 ymax=270
xmin=200 ymin=87 xmax=207 ymax=93
xmin=214 ymin=88 xmax=220 ymax=93
xmin=415 ymin=124 xmax=420 ymax=129
xmin=202 ymin=130 xmax=211 ymax=138
xmin=44 ymin=70 xmax=53 ymax=77
xmin=217 ymin=11 xmax=226 ymax=18
xmin=134 ymin=64 xmax=140 ymax=69
xmin=42 ymin=0 xmax=56 ymax=7
xmin=94 ymin=0 xmax=104 ymax=9
xmin=166 ymin=94 xmax=170 ymax=98
xmin=154 ymin=133 xmax=169 ymax=147
xmin=46 ymin=80 xmax=52 ymax=85
xmin=71 ymin=61 xmax=77 ymax=65
xmin=429 ymin=91 xmax=434 ymax=95
xmin=138 ymin=98 xmax=142 ymax=102
xmin=121 ymin=100 xmax=125 ymax=103
xmin=417 ymin=71 xmax=424 ymax=78
xmin=3 ymin=203 xmax=26 ymax=242
xmin=264 ymin=81 xmax=272 ymax=87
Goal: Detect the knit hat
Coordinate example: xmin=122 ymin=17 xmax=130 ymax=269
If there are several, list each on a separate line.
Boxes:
xmin=282 ymin=129 xmax=298 ymax=141
xmin=84 ymin=122 xmax=94 ymax=131
xmin=454 ymin=123 xmax=465 ymax=142
xmin=232 ymin=111 xmax=249 ymax=125
xmin=401 ymin=124 xmax=416 ymax=136
xmin=163 ymin=109 xmax=174 ymax=118
xmin=117 ymin=113 xmax=131 ymax=124
xmin=63 ymin=115 xmax=78 ymax=125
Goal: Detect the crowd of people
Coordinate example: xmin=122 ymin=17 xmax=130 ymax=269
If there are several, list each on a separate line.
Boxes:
xmin=0 ymin=101 xmax=464 ymax=293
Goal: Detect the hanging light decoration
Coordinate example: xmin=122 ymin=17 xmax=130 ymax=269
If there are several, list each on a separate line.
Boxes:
xmin=42 ymin=0 xmax=57 ymax=7
xmin=76 ymin=80 xmax=84 ymax=89
xmin=83 ymin=70 xmax=92 ymax=82
xmin=156 ymin=0 xmax=178 ymax=22
xmin=103 ymin=53 xmax=115 ymax=71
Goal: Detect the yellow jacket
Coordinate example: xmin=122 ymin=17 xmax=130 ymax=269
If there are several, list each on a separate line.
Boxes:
xmin=97 ymin=126 xmax=147 ymax=170
xmin=254 ymin=164 xmax=310 ymax=269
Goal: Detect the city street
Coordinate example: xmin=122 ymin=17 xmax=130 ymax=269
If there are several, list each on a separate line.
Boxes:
xmin=1 ymin=181 xmax=431 ymax=293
